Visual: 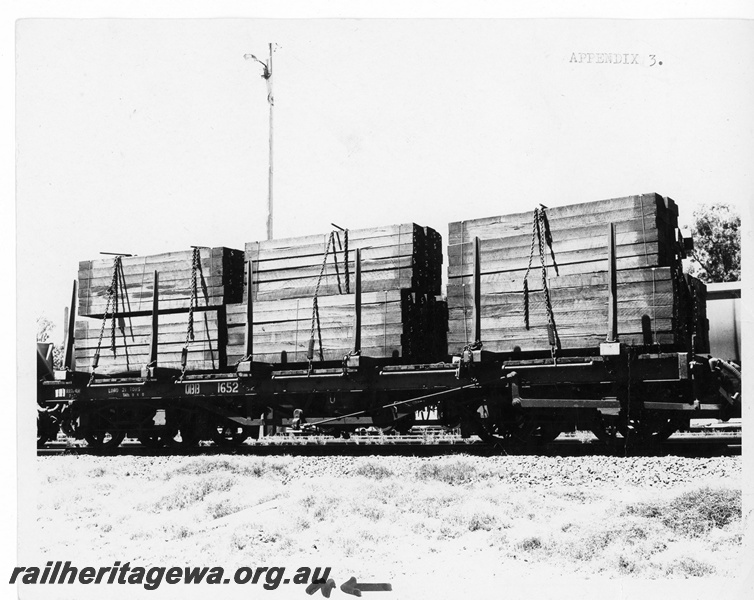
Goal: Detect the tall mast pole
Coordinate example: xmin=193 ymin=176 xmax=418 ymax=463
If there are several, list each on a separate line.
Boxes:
xmin=245 ymin=44 xmax=275 ymax=240
xmin=266 ymin=42 xmax=274 ymax=240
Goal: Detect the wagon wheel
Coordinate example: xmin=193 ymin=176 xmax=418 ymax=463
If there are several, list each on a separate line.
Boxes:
xmin=477 ymin=412 xmax=539 ymax=447
xmin=138 ymin=433 xmax=165 ymax=449
xmin=37 ymin=411 xmax=52 ymax=448
xmin=85 ymin=430 xmax=126 ymax=452
xmin=163 ymin=426 xmax=200 ymax=448
xmin=536 ymin=423 xmax=563 ymax=443
xmin=163 ymin=410 xmax=200 ymax=448
xmin=630 ymin=417 xmax=681 ymax=443
xmin=590 ymin=412 xmax=626 ymax=444
xmin=37 ymin=431 xmax=50 ymax=448
xmin=37 ymin=404 xmax=62 ymax=448
xmin=210 ymin=417 xmax=249 ymax=447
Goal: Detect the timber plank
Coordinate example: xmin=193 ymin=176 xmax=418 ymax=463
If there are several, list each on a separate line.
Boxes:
xmin=247 ymin=223 xmax=417 ymax=252
xmin=447 ymin=240 xmax=666 ymax=273
xmin=75 ymin=340 xmax=221 ymax=357
xmin=226 ymin=290 xmax=404 ymax=315
xmin=447 ymin=323 xmax=676 ymax=343
xmin=448 ymin=193 xmax=671 ymax=244
xmin=449 ymin=208 xmax=672 ymax=247
xmin=446 ymin=267 xmax=672 ymax=296
xmin=78 ymin=265 xmax=226 ymax=283
xmin=251 ymin=242 xmax=417 ymax=271
xmin=78 ymin=300 xmax=235 ymax=318
xmin=446 ymin=280 xmax=674 ymax=308
xmin=448 ymin=302 xmax=674 ymax=322
xmin=447 ymin=255 xmax=663 ymax=287
xmin=446 ymin=241 xmax=666 ymax=278
xmin=447 ymin=229 xmax=664 ymax=265
xmin=251 ymin=274 xmax=416 ymax=301
xmin=227 ymin=329 xmax=404 ymax=346
xmin=447 ymin=262 xmax=671 ymax=293
xmin=75 ymin=319 xmax=219 ymax=339
xmin=250 ymin=256 xmax=415 ymax=283
xmin=448 ymin=313 xmax=674 ymax=332
xmin=226 ymin=307 xmax=405 ymax=328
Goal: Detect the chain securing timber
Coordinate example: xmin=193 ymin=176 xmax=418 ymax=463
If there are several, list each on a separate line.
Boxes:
xmin=90 ymin=255 xmax=124 ymax=383
xmin=180 ymin=246 xmax=214 ymax=380
xmin=308 ymin=232 xmax=336 ymax=364
xmin=180 ymin=247 xmax=213 ymax=378
xmin=522 ymin=207 xmax=560 ymax=355
xmin=307 ymin=228 xmax=351 ymax=367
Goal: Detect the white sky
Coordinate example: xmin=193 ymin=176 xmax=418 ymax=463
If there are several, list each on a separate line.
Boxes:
xmin=15 ymin=18 xmax=754 ymax=336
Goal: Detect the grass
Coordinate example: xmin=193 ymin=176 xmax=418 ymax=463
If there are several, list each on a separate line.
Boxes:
xmin=33 ymin=454 xmax=743 ymax=585
xmin=639 ymin=486 xmax=741 ymax=537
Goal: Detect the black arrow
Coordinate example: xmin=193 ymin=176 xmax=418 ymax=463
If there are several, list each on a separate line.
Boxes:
xmin=340 ymin=576 xmax=392 ymax=596
xmin=306 ymin=578 xmax=336 ymax=597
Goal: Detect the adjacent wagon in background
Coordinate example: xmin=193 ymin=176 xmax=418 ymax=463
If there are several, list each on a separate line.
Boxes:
xmin=705 ymin=282 xmax=741 ymax=364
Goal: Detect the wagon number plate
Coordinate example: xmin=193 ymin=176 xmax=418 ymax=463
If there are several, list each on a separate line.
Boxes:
xmin=184 ymin=382 xmax=240 ymax=395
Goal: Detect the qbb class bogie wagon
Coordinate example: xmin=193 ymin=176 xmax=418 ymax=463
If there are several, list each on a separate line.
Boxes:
xmin=37 ymin=194 xmax=742 ymax=451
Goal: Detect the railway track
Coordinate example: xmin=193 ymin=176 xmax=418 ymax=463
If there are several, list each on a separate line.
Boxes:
xmin=37 ymin=431 xmax=741 ymax=458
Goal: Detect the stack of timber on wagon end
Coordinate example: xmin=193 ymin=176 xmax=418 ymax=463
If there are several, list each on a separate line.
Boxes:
xmin=226 ymin=223 xmax=446 ymax=363
xmin=447 ymin=193 xmax=707 ymax=354
xmin=74 ymin=247 xmax=244 ymax=374
xmin=77 ymin=247 xmax=244 ymax=317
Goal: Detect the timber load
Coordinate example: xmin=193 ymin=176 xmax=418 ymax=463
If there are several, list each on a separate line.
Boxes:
xmin=74 ymin=247 xmax=244 ymax=374
xmin=226 ymin=223 xmax=446 ymax=364
xmin=77 ymin=247 xmax=245 ymax=317
xmin=446 ymin=193 xmax=707 ymax=354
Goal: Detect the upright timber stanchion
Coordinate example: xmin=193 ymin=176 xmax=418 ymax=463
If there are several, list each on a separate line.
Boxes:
xmin=237 ymin=261 xmax=272 ymax=376
xmin=245 ymin=260 xmax=254 ymax=360
xmin=62 ymin=280 xmax=77 ymax=373
xmin=142 ymin=271 xmax=159 ymax=378
xmin=600 ymin=223 xmax=621 ymax=356
xmin=353 ymin=248 xmax=362 ymax=354
xmin=473 ymin=236 xmax=482 ymax=345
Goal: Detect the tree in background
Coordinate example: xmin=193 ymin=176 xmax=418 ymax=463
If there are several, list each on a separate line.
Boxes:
xmin=686 ymin=203 xmax=741 ymax=283
xmin=37 ymin=316 xmax=63 ymax=369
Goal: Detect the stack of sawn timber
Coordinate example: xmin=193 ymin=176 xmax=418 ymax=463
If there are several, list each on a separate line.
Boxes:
xmin=74 ymin=247 xmax=244 ymax=374
xmin=226 ymin=223 xmax=446 ymax=363
xmin=446 ymin=193 xmax=698 ymax=354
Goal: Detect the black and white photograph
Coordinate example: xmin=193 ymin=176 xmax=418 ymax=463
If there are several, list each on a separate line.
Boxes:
xmin=8 ymin=4 xmax=754 ymax=599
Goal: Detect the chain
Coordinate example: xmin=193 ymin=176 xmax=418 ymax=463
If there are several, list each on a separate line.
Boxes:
xmin=315 ymin=298 xmax=324 ymax=361
xmin=179 ymin=247 xmax=202 ymax=378
xmin=537 ymin=208 xmax=557 ymax=350
xmin=90 ymin=256 xmax=122 ymax=379
xmin=523 ymin=208 xmax=539 ymax=283
xmin=308 ymin=233 xmax=334 ymax=363
xmin=185 ymin=247 xmax=200 ymax=347
xmin=521 ymin=208 xmax=559 ymax=353
xmin=110 ymin=257 xmax=119 ymax=353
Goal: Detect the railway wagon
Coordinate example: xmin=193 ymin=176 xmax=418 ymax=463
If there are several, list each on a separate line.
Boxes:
xmin=37 ymin=194 xmax=742 ymax=450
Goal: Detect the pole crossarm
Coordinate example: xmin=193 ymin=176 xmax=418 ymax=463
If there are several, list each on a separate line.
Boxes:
xmin=245 ymin=43 xmax=276 ymax=240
